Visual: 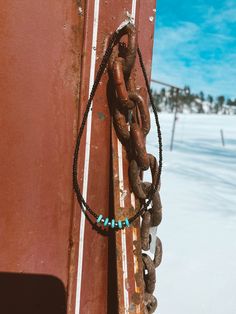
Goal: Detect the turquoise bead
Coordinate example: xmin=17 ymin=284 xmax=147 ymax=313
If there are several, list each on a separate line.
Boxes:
xmin=125 ymin=218 xmax=130 ymax=227
xmin=97 ymin=214 xmax=103 ymax=223
xmin=104 ymin=218 xmax=109 ymax=226
xmin=111 ymin=219 xmax=115 ymax=228
xmin=118 ymin=220 xmax=122 ymax=229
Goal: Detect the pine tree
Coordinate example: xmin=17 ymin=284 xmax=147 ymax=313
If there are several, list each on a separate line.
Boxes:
xmin=216 ymin=95 xmax=225 ymax=113
xmin=207 ymin=95 xmax=213 ymax=104
xmin=199 ymin=91 xmax=205 ymax=101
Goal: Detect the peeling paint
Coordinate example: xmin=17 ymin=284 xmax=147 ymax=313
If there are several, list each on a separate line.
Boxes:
xmin=120 ymin=189 xmax=128 ymax=202
xmin=97 ymin=112 xmax=106 ymax=120
xmin=78 ymin=6 xmax=83 ymax=16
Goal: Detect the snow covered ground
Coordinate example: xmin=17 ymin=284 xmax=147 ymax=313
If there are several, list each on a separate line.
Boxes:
xmin=145 ymin=113 xmax=236 ymax=314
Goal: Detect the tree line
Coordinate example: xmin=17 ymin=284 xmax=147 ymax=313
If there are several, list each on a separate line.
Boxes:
xmin=151 ymin=86 xmax=236 ymax=114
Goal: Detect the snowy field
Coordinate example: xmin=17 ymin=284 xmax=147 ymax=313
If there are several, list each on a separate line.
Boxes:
xmin=145 ymin=113 xmax=236 ymax=314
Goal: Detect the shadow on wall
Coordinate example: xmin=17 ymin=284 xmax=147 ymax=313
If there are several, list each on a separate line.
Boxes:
xmin=0 ymin=272 xmax=66 ymax=314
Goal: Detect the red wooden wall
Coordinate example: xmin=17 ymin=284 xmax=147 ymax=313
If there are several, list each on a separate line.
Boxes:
xmin=0 ymin=1 xmax=156 ymax=313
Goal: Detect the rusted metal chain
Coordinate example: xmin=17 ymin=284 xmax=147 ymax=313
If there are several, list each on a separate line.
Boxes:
xmin=72 ymin=21 xmax=163 ymax=312
xmin=108 ymin=22 xmax=163 ymax=313
xmin=144 ymin=293 xmax=158 ymax=314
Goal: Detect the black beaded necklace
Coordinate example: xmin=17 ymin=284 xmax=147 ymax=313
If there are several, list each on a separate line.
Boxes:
xmin=73 ymin=22 xmax=163 ymax=229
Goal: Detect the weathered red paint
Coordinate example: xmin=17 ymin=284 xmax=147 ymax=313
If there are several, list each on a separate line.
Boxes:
xmin=0 ymin=0 xmax=85 ymax=312
xmin=0 ymin=0 xmax=156 ymax=313
xmin=0 ymin=0 xmax=83 ymax=281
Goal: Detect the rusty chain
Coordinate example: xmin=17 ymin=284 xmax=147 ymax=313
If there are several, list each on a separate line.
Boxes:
xmin=73 ymin=21 xmax=162 ymax=227
xmin=108 ymin=23 xmax=163 ymax=314
xmin=73 ymin=21 xmax=163 ymax=313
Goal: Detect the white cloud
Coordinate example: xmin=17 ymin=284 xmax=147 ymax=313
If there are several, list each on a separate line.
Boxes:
xmin=152 ymin=3 xmax=236 ymax=98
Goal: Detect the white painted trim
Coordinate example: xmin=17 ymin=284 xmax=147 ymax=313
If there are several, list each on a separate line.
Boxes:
xmin=118 ymin=139 xmax=125 ymax=208
xmin=75 ymin=1 xmax=100 ymax=313
xmin=121 ymin=229 xmax=129 ymax=314
xmin=131 ymin=0 xmax=137 ymax=22
xmin=117 ymin=138 xmax=129 ymax=313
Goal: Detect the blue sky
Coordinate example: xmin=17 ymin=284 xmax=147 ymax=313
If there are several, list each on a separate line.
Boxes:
xmin=151 ymin=0 xmax=236 ymax=98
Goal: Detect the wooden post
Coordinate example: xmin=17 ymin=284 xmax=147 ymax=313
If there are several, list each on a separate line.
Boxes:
xmin=170 ymin=104 xmax=178 ymax=151
xmin=220 ymin=129 xmax=225 ymax=147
